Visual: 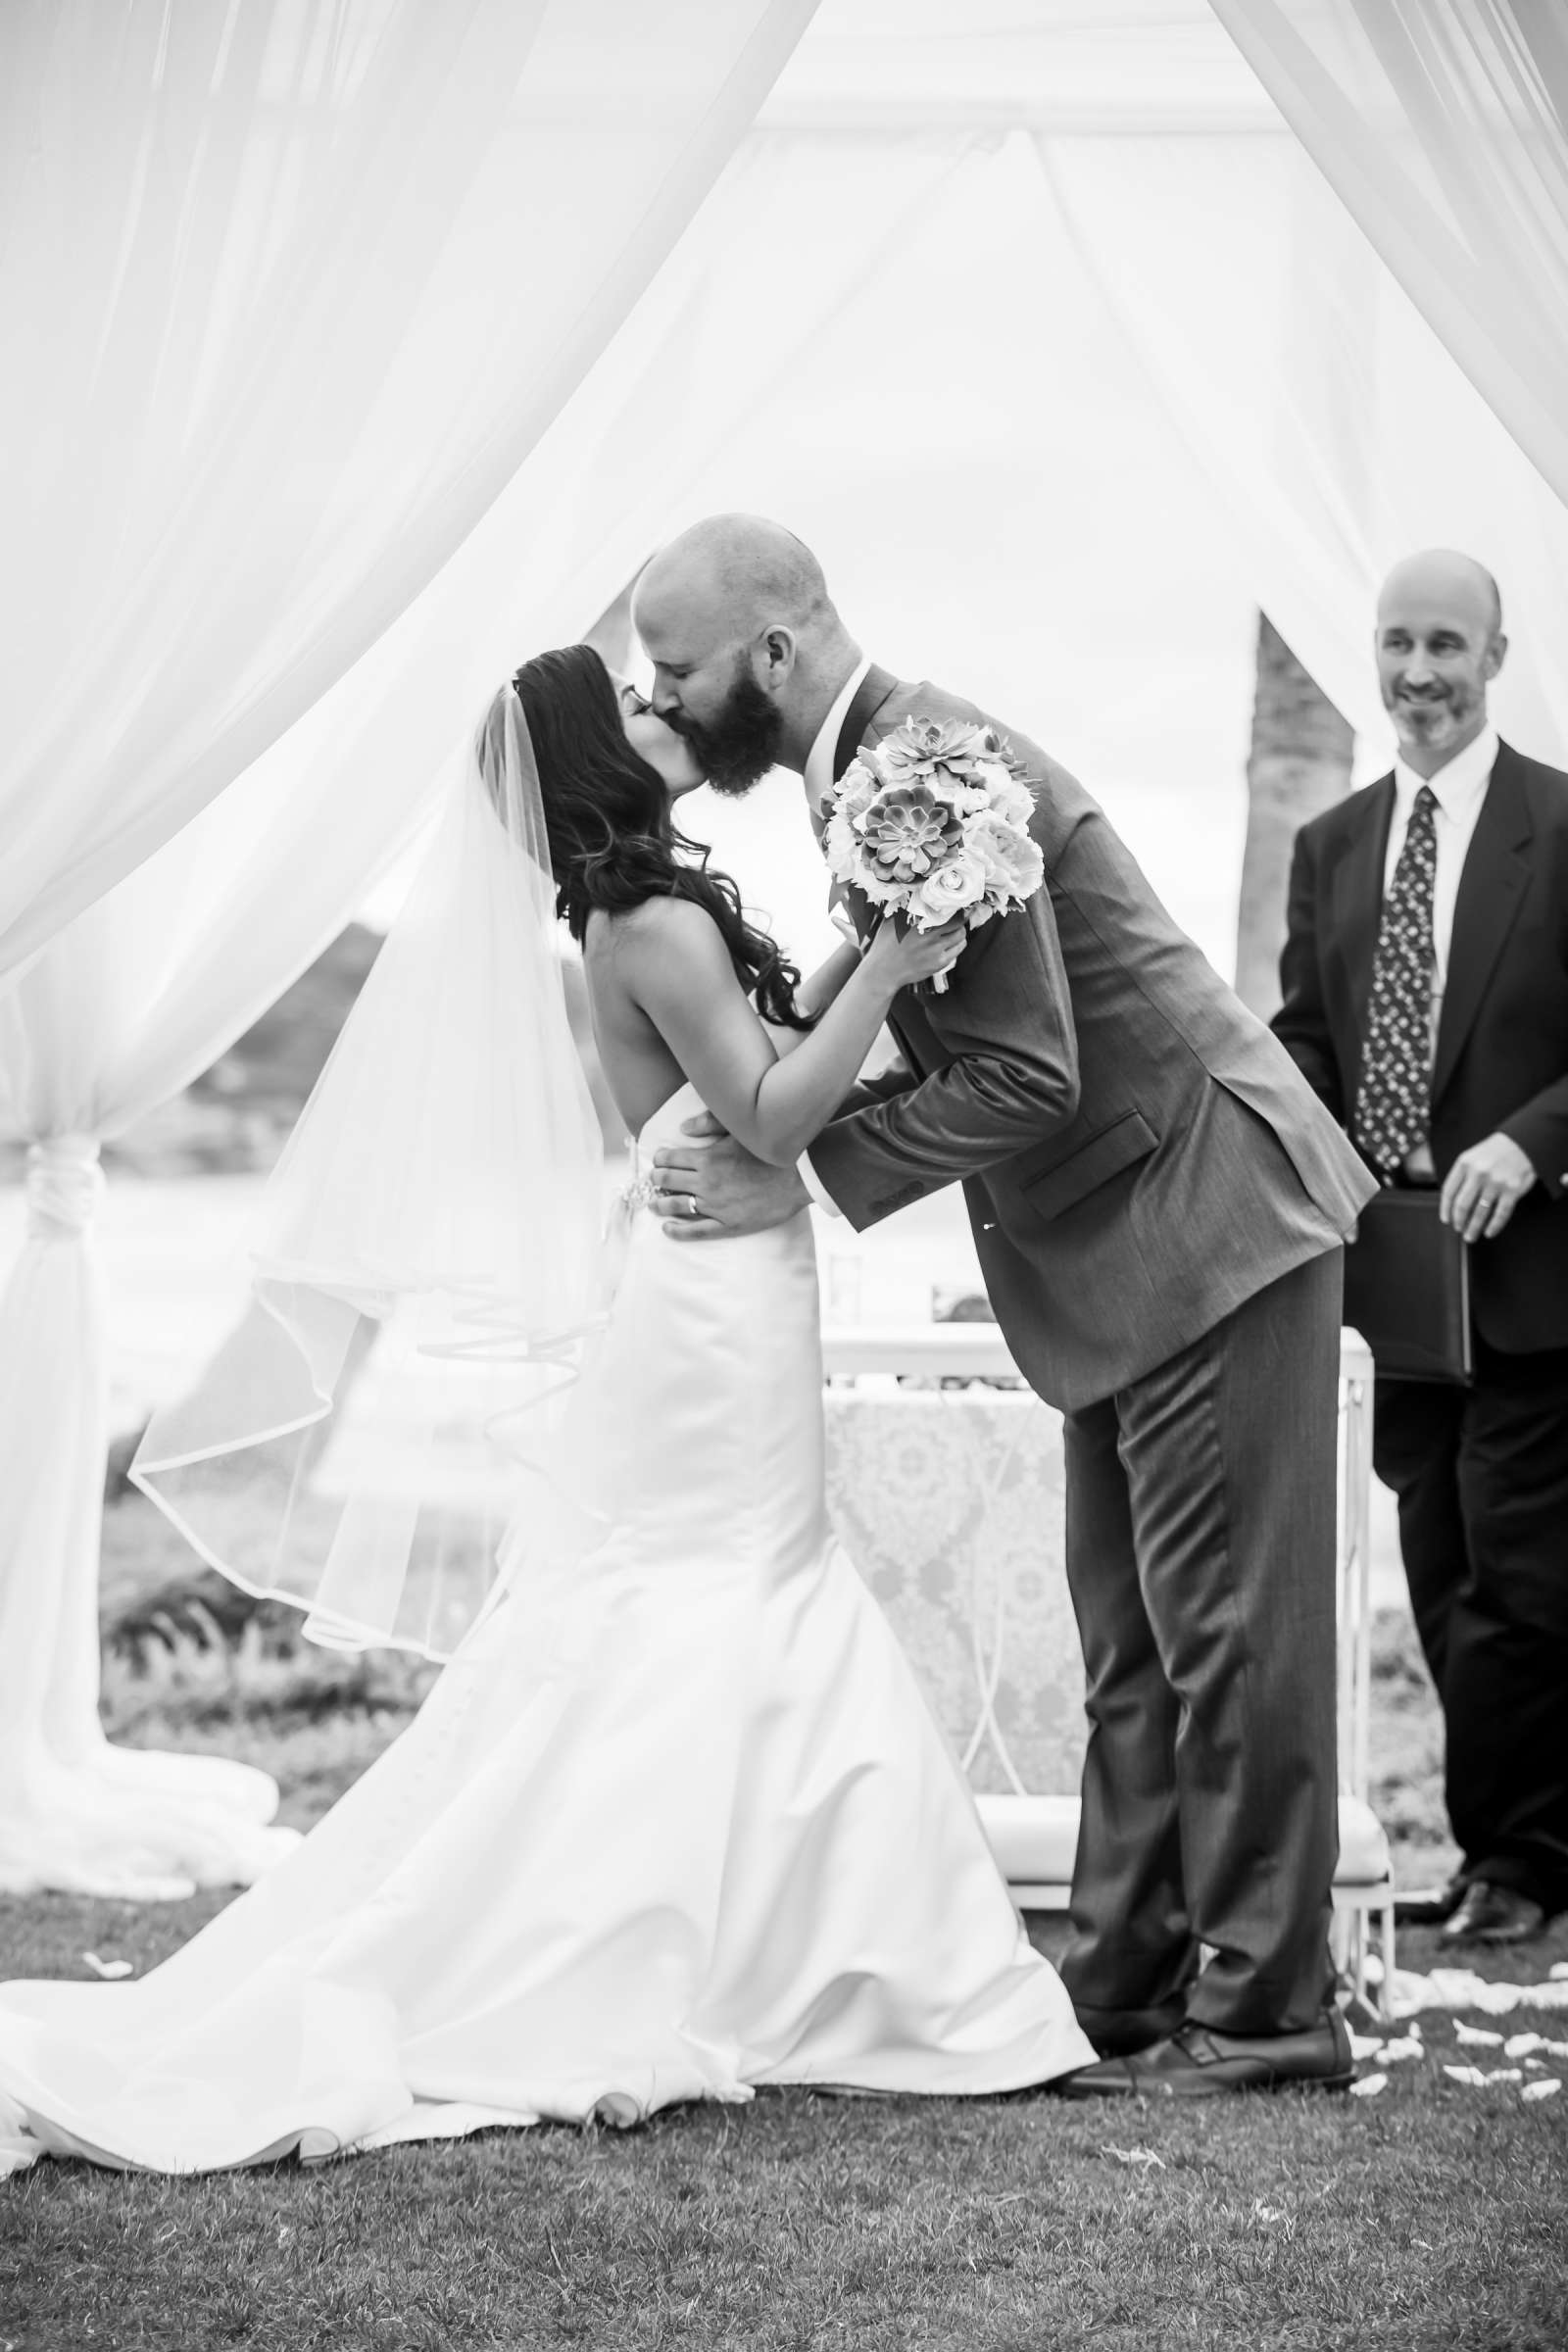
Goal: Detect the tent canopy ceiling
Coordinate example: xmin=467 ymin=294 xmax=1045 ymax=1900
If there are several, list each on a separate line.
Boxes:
xmin=763 ymin=1 xmax=1278 ymax=124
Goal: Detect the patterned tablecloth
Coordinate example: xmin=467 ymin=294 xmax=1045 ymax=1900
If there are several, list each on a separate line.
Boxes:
xmin=823 ymin=1386 xmax=1087 ymax=1798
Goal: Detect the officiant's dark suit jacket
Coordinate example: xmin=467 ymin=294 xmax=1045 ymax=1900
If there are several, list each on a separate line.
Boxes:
xmin=808 ymin=668 xmax=1377 ymax=1412
xmin=1272 ymin=740 xmax=1568 ymax=1351
xmin=1271 ymin=739 xmax=1568 ymax=1915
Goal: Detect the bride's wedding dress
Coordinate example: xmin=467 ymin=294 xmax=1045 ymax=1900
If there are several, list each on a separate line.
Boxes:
xmin=0 ymin=1082 xmax=1091 ymax=2175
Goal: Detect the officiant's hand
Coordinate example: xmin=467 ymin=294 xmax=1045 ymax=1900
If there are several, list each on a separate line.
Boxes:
xmin=654 ymin=1111 xmax=811 ymax=1240
xmin=1440 ymin=1132 xmax=1537 ymax=1243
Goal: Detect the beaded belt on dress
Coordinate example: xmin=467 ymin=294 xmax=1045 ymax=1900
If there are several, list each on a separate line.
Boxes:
xmin=617 ymin=1142 xmax=659 ymax=1216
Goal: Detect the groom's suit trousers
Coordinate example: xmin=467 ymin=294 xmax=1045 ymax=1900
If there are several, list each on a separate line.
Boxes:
xmin=1058 ymin=1247 xmax=1343 ymax=2036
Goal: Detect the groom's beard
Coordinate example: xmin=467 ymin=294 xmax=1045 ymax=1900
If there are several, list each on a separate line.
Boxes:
xmin=674 ymin=665 xmax=784 ymax=797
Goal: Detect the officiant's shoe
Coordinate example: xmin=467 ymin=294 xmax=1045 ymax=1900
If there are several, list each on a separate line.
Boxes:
xmin=1394 ymin=1875 xmax=1467 ymax=1928
xmin=1439 ymin=1881 xmax=1545 ymax=1945
xmin=1056 ymin=2012 xmax=1353 ymax=2098
xmin=1072 ymin=1998 xmax=1186 ymax=2058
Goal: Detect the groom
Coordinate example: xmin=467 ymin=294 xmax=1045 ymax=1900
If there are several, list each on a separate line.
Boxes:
xmin=635 ymin=515 xmax=1376 ymax=2095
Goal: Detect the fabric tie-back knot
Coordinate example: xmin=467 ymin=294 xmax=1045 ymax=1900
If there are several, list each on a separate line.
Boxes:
xmin=25 ymin=1135 xmax=105 ymax=1238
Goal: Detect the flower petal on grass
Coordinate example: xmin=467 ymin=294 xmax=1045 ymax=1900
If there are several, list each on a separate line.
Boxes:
xmin=1350 ymin=2074 xmax=1388 ymax=2098
xmin=1522 ymin=2079 xmax=1561 ymax=2102
xmin=1453 ymin=2021 xmax=1504 ymax=2046
xmin=1102 ymin=2144 xmax=1165 ymax=2170
xmin=80 ymin=1952 xmax=133 ymax=1980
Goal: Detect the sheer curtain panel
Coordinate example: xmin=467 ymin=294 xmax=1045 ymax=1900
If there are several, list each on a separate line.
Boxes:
xmin=0 ymin=0 xmax=820 ymax=981
xmin=0 ymin=0 xmax=819 ymax=1894
xmin=1210 ymin=0 xmax=1568 ymax=508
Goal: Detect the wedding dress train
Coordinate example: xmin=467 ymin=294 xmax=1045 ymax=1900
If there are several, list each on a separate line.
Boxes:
xmin=0 ymin=1084 xmax=1091 ymax=2174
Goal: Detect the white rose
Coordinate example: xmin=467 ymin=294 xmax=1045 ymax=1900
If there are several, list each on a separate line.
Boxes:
xmin=965 ymin=813 xmax=1012 ymax=888
xmin=823 ymin=811 xmax=859 ymax=880
xmin=837 ymin=757 xmax=883 ymax=821
xmin=915 ymin=850 xmax=988 ymax=921
xmin=967 ymin=813 xmax=1044 ymax=902
xmin=986 ymin=775 xmax=1036 ymax=829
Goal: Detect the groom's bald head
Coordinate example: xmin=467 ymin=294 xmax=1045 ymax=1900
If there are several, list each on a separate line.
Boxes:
xmin=636 ymin=514 xmax=833 ymax=644
xmin=631 ymin=514 xmax=859 ymax=786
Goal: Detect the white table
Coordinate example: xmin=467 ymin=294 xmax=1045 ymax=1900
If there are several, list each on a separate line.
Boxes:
xmin=822 ymin=1324 xmax=1393 ymax=2005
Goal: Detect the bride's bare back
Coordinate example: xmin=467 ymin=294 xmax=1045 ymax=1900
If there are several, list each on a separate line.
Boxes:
xmin=582 ymin=904 xmax=694 ymax=1139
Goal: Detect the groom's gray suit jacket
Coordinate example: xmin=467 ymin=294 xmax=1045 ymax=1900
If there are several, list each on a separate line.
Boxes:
xmin=807 ymin=667 xmax=1377 ymax=1412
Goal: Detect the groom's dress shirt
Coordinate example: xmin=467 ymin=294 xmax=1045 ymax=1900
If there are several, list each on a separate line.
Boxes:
xmin=1383 ymin=724 xmax=1495 ymax=1178
xmin=805 ymin=655 xmax=871 ymax=824
xmin=796 ymin=657 xmax=871 ymax=1220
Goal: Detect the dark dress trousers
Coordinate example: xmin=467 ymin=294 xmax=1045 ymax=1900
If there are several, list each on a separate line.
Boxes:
xmin=1273 ymin=741 xmax=1568 ymax=1913
xmin=808 ymin=667 xmax=1377 ymax=2034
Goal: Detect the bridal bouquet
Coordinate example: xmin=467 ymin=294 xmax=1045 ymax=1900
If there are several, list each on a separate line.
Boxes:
xmin=822 ymin=717 xmax=1044 ymax=991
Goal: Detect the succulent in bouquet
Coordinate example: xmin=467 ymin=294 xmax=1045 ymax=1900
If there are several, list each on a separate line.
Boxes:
xmin=821 ymin=717 xmax=1044 ymax=991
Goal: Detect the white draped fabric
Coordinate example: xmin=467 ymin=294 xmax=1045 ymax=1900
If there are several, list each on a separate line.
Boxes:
xmin=0 ymin=0 xmax=819 ymax=1895
xmin=1211 ymin=0 xmax=1568 ymax=511
xmin=0 ymin=744 xmax=461 ymax=1896
xmin=671 ymin=8 xmax=1568 ymax=966
xmin=1033 ymin=129 xmax=1568 ymax=771
xmin=325 ymin=2 xmax=1561 ymax=987
xmin=8 ymin=0 xmax=1568 ymax=1902
xmin=0 ymin=0 xmax=819 ymax=982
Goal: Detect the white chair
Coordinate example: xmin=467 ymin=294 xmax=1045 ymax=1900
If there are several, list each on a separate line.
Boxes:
xmin=822 ymin=1327 xmax=1396 ymax=2019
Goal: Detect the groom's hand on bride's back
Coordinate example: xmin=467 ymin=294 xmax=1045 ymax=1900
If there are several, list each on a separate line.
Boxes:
xmin=654 ymin=1111 xmax=811 ymax=1241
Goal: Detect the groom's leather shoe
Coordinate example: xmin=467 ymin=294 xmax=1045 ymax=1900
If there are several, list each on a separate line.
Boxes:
xmin=1056 ymin=2011 xmax=1353 ymax=2098
xmin=1440 ymin=1881 xmax=1545 ymax=1945
xmin=1072 ymin=1998 xmax=1187 ymax=2058
xmin=1394 ymin=1875 xmax=1467 ymax=1929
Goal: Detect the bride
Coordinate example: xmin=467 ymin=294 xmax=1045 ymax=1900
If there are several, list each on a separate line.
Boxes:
xmin=0 ymin=647 xmax=1092 ymax=2176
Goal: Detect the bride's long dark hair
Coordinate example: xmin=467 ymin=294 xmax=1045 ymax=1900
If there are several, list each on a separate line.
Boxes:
xmin=514 ymin=643 xmax=810 ymax=1032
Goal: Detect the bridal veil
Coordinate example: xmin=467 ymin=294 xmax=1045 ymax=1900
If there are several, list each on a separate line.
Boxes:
xmin=131 ymin=684 xmax=612 ymax=1658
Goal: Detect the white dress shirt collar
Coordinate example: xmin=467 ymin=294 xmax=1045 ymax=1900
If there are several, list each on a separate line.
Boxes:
xmin=1393 ymin=721 xmax=1498 ymax=825
xmin=804 ymin=655 xmax=872 ymax=814
xmin=797 ymin=654 xmax=871 ymax=1224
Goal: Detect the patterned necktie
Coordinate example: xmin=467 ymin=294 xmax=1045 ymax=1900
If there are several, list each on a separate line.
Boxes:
xmin=1353 ymin=785 xmax=1439 ymax=1175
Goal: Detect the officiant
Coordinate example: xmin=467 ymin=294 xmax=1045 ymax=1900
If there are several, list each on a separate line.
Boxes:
xmin=1273 ymin=549 xmax=1568 ymax=1946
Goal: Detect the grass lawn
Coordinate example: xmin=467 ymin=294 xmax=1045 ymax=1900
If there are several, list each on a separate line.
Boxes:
xmin=1 ymin=1496 xmax=1565 ymax=2351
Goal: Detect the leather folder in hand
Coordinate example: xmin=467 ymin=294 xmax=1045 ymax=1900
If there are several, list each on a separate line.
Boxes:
xmin=1343 ymin=1189 xmax=1473 ymax=1384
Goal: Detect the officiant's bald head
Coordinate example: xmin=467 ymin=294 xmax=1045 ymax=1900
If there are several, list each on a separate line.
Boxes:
xmin=1376 ymin=548 xmax=1503 ymax=640
xmin=1375 ymin=548 xmax=1506 ymax=775
xmin=632 ymin=514 xmax=859 ymax=790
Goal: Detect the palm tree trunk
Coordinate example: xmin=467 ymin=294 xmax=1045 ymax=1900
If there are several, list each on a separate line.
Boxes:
xmin=1235 ymin=612 xmax=1354 ymax=1019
